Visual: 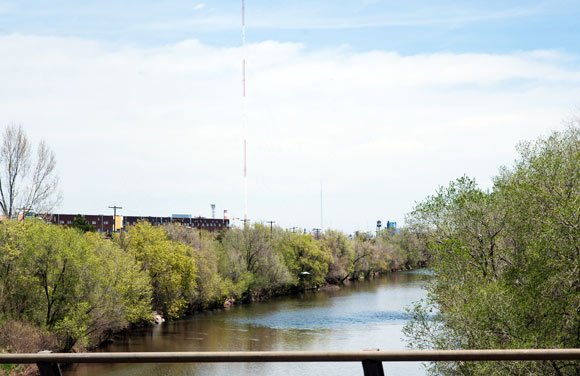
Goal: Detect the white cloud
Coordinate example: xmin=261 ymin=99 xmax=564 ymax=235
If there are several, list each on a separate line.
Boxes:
xmin=0 ymin=34 xmax=578 ymax=232
xmin=193 ymin=3 xmax=205 ymax=11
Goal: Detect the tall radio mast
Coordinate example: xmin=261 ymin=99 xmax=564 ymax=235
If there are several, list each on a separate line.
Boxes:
xmin=242 ymin=0 xmax=248 ymax=224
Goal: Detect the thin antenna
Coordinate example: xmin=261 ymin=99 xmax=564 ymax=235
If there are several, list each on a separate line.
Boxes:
xmin=320 ymin=180 xmax=323 ymax=230
xmin=242 ymin=0 xmax=248 ymax=223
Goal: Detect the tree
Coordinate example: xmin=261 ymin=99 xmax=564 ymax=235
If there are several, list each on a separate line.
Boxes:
xmin=164 ymin=223 xmax=227 ymax=309
xmin=0 ymin=124 xmax=60 ymax=219
xmin=277 ymin=231 xmax=333 ymax=288
xmin=71 ymin=214 xmax=96 ymax=233
xmin=322 ymin=230 xmax=354 ymax=283
xmin=115 ymin=222 xmax=197 ymax=319
xmin=0 ymin=220 xmax=152 ymax=352
xmin=218 ymin=224 xmax=291 ymax=297
xmin=404 ymin=121 xmax=580 ymax=375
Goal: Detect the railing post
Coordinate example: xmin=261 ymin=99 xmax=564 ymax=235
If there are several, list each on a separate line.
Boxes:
xmin=36 ymin=351 xmax=62 ymax=376
xmin=362 ymin=348 xmax=385 ymax=376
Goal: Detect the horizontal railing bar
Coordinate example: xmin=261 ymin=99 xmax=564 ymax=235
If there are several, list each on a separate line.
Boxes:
xmin=3 ymin=350 xmax=580 ymax=364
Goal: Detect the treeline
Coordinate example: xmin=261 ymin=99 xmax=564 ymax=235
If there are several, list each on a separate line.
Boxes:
xmin=0 ymin=219 xmax=428 ymax=359
xmin=404 ymin=122 xmax=580 ymax=375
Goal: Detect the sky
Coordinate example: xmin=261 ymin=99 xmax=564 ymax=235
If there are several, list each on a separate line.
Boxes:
xmin=1 ymin=0 xmax=580 ymax=233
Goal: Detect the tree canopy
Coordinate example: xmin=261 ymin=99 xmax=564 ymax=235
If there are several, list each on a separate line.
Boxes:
xmin=0 ymin=220 xmax=151 ymax=352
xmin=404 ymin=121 xmax=580 ymax=375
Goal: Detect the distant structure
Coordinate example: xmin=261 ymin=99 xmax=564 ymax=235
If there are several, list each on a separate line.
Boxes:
xmin=241 ymin=0 xmax=248 ymax=223
xmin=386 ymin=220 xmax=397 ymax=232
xmin=376 ymin=220 xmax=382 ymax=235
xmin=320 ymin=181 xmax=324 ymax=230
xmin=211 ymin=204 xmax=216 ymax=219
xmin=46 ymin=213 xmax=229 ymax=233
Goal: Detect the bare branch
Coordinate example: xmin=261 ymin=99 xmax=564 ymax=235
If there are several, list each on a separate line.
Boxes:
xmin=0 ymin=124 xmax=60 ymax=219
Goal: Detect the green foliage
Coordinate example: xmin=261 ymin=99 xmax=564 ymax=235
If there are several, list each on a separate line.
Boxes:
xmin=404 ymin=123 xmax=580 ymax=375
xmin=1 ymin=363 xmax=16 ymax=374
xmin=218 ymin=224 xmax=291 ymax=296
xmin=0 ymin=220 xmax=152 ymax=352
xmin=322 ymin=230 xmax=354 ymax=283
xmin=0 ymin=211 xmax=426 ymax=356
xmin=71 ymin=214 xmax=96 ymax=232
xmin=164 ymin=223 xmax=228 ymax=309
xmin=116 ymin=222 xmax=197 ymax=319
xmin=277 ymin=232 xmax=333 ymax=287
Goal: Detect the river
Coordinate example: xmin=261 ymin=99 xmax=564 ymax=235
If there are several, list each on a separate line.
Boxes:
xmin=65 ymin=270 xmax=431 ymax=376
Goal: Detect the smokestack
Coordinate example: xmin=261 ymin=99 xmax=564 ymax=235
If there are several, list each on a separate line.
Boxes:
xmin=224 ymin=210 xmax=229 ymax=220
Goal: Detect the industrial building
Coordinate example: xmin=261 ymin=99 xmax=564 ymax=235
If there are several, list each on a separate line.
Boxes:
xmin=48 ymin=213 xmax=229 ymax=233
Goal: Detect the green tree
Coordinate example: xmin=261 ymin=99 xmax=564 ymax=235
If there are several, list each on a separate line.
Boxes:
xmin=218 ymin=224 xmax=291 ymax=297
xmin=71 ymin=214 xmax=96 ymax=232
xmin=164 ymin=223 xmax=227 ymax=309
xmin=116 ymin=222 xmax=197 ymax=319
xmin=0 ymin=220 xmax=152 ymax=352
xmin=404 ymin=123 xmax=580 ymax=375
xmin=277 ymin=231 xmax=333 ymax=288
xmin=322 ymin=230 xmax=354 ymax=283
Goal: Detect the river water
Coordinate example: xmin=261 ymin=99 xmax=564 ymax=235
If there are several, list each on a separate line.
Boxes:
xmin=65 ymin=271 xmax=430 ymax=376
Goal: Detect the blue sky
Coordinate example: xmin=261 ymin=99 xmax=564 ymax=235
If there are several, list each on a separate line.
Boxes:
xmin=2 ymin=0 xmax=580 ymax=53
xmin=1 ymin=1 xmax=580 ymax=232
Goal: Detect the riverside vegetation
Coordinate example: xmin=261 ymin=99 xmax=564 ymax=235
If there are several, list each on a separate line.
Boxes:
xmin=404 ymin=120 xmax=580 ymax=375
xmin=0 ymin=218 xmax=428 ymax=367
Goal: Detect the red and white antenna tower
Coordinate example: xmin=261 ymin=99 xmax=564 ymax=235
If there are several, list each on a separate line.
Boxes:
xmin=242 ymin=0 xmax=248 ymax=223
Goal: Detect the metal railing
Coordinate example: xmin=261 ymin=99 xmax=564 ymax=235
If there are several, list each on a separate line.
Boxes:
xmin=2 ymin=349 xmax=580 ymax=376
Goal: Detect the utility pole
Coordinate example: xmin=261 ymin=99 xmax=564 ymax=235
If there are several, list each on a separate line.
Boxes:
xmin=108 ymin=205 xmax=122 ymax=232
xmin=196 ymin=216 xmax=203 ymax=242
xmin=267 ymin=220 xmax=275 ymax=235
xmin=312 ymin=228 xmax=321 ymax=239
xmin=241 ymin=218 xmax=250 ymax=228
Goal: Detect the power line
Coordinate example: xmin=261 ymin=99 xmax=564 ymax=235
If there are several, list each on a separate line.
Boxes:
xmin=312 ymin=228 xmax=321 ymax=239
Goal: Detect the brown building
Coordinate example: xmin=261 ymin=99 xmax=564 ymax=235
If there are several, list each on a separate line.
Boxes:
xmin=123 ymin=215 xmax=229 ymax=231
xmin=47 ymin=213 xmax=229 ymax=233
xmin=49 ymin=214 xmax=118 ymax=233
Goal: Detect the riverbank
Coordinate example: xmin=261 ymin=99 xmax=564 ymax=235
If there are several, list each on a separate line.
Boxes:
xmin=64 ymin=271 xmax=432 ymax=376
xmin=0 ymin=220 xmax=429 ymax=373
xmin=142 ymin=266 xmax=426 ymax=330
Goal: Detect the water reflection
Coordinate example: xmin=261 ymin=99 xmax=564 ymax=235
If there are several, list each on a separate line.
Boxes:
xmin=66 ymin=271 xmax=430 ymax=376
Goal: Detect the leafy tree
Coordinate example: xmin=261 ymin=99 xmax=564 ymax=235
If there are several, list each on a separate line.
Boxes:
xmin=164 ymin=223 xmax=227 ymax=309
xmin=322 ymin=230 xmax=354 ymax=283
xmin=71 ymin=214 xmax=96 ymax=233
xmin=277 ymin=231 xmax=333 ymax=287
xmin=404 ymin=122 xmax=580 ymax=375
xmin=116 ymin=222 xmax=197 ymax=319
xmin=0 ymin=220 xmax=152 ymax=352
xmin=218 ymin=224 xmax=291 ymax=296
